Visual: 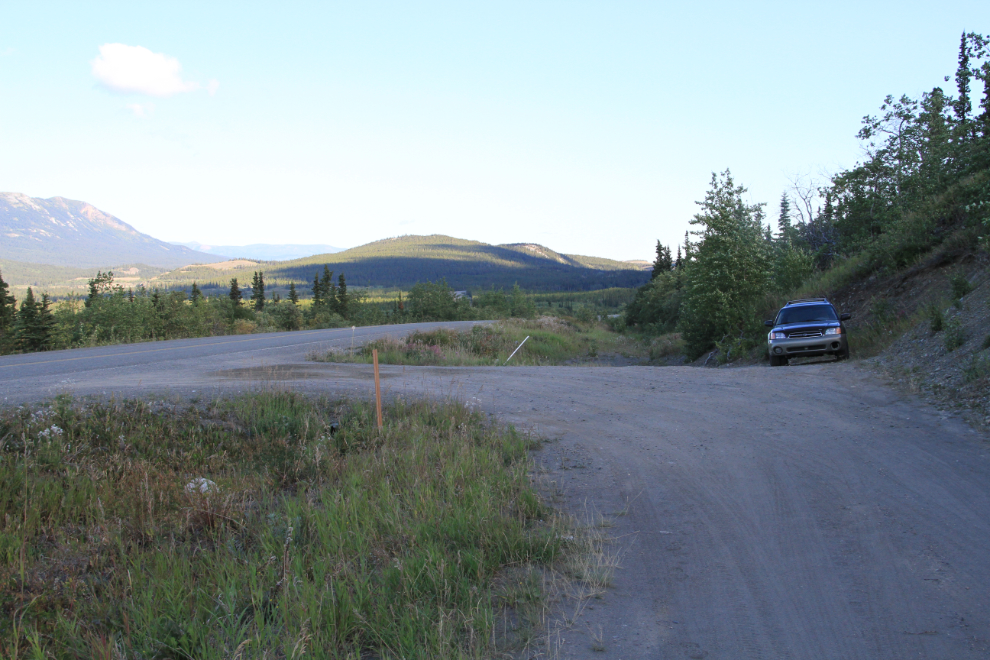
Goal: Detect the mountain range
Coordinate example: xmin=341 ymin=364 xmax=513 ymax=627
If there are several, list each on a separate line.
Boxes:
xmin=1 ymin=192 xmax=651 ymax=293
xmin=0 ymin=193 xmax=221 ymax=268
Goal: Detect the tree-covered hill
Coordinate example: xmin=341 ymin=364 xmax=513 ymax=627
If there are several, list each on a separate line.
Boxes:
xmin=166 ymin=235 xmax=650 ymax=293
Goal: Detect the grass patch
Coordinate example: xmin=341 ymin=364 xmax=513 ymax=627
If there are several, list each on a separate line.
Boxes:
xmin=0 ymin=392 xmax=582 ymax=658
xmin=310 ymin=318 xmax=647 ymax=367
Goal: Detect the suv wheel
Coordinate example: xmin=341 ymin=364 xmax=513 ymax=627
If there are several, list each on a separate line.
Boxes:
xmin=769 ymin=354 xmax=788 ymax=367
xmin=836 ymin=345 xmax=849 ymax=361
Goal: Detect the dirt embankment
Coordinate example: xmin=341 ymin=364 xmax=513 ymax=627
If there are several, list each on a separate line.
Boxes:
xmin=834 ymin=249 xmax=990 ymax=426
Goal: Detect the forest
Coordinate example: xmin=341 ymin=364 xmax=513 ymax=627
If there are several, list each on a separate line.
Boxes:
xmin=625 ymin=33 xmax=990 ymax=360
xmin=0 ymin=263 xmax=554 ymax=354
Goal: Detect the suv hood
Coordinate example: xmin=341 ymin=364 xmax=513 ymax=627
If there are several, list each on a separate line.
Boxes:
xmin=776 ymin=321 xmax=841 ymax=332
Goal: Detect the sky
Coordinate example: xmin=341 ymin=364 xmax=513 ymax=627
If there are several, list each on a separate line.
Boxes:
xmin=0 ymin=2 xmax=986 ymax=261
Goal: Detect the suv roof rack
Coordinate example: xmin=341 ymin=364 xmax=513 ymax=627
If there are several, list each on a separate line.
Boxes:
xmin=785 ymin=297 xmax=829 ymax=305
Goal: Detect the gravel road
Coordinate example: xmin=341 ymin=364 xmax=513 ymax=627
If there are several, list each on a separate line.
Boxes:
xmin=2 ymin=324 xmax=988 ymax=658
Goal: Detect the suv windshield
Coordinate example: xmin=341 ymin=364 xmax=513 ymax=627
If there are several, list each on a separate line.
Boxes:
xmin=777 ymin=304 xmax=838 ymax=325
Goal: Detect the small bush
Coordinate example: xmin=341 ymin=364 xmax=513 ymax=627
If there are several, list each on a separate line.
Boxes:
xmin=232 ymin=318 xmax=257 ymax=334
xmin=950 ymin=273 xmax=974 ymax=299
xmin=928 ymin=303 xmax=945 ymax=333
xmin=944 ymin=316 xmax=966 ymax=351
xmin=964 ymin=352 xmax=990 ymax=382
xmin=648 ymin=333 xmax=684 ymax=360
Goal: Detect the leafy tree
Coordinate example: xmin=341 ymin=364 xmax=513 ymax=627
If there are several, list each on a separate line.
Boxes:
xmin=85 ymin=271 xmax=115 ymax=308
xmin=250 ymin=271 xmax=266 ymax=311
xmin=190 ymin=282 xmax=203 ymax=304
xmin=651 ymin=242 xmax=672 ymax=278
xmin=229 ymin=278 xmax=242 ymax=305
xmin=625 ymin=270 xmax=683 ymax=332
xmin=408 ymin=279 xmax=465 ymax=321
xmin=509 ymin=284 xmax=536 ymax=318
xmin=15 ymin=287 xmax=53 ymax=352
xmin=288 ymin=282 xmax=299 ymax=305
xmin=678 ymin=170 xmax=771 ymax=359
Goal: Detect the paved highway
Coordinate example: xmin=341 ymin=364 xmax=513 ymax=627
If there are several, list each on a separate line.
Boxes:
xmin=0 ymin=321 xmax=480 ymax=404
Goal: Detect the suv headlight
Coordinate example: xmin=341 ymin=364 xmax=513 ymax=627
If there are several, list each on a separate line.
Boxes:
xmin=769 ymin=331 xmax=786 ymax=339
xmin=824 ymin=327 xmax=843 ymax=335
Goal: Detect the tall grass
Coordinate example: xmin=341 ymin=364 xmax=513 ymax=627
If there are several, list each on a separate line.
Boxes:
xmin=310 ymin=319 xmax=646 ymax=367
xmin=0 ymin=393 xmax=567 ymax=658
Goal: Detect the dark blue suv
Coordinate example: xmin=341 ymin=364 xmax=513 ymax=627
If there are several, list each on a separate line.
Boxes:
xmin=765 ymin=298 xmax=851 ymax=367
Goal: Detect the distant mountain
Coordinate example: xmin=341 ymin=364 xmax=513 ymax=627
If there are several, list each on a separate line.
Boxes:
xmin=0 ymin=193 xmax=223 ymax=269
xmin=168 ymin=234 xmax=651 ymax=292
xmin=170 ymin=241 xmax=344 ymax=261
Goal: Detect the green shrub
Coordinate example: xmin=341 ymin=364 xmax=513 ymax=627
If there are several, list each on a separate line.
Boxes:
xmin=964 ymin=352 xmax=990 ymax=382
xmin=648 ymin=333 xmax=684 ymax=360
xmin=928 ymin=303 xmax=945 ymax=333
xmin=944 ymin=316 xmax=966 ymax=351
xmin=950 ymin=273 xmax=974 ymax=299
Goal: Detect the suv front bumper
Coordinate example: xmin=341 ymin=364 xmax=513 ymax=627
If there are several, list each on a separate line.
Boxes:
xmin=768 ymin=334 xmax=847 ymax=359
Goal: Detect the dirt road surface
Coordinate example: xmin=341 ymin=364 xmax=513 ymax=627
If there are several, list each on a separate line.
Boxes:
xmin=2 ymin=326 xmax=988 ymax=658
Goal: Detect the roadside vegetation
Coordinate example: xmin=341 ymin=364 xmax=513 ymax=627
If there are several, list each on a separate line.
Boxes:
xmin=624 ymin=33 xmax=990 ymax=364
xmin=0 ymin=392 xmax=613 ymax=658
xmin=0 ymin=260 xmax=629 ymax=357
xmin=310 ymin=317 xmax=647 ymax=367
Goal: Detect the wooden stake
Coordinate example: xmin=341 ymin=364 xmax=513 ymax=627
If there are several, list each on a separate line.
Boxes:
xmin=373 ymin=348 xmax=383 ymax=431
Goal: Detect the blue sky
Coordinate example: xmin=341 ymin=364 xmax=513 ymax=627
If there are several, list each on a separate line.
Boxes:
xmin=0 ymin=2 xmax=985 ymax=260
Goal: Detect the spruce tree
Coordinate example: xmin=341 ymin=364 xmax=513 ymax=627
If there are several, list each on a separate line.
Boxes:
xmin=15 ymin=287 xmax=52 ymax=352
xmin=39 ymin=294 xmax=55 ymax=346
xmin=312 ymin=274 xmax=321 ymax=307
xmin=250 ymin=271 xmax=266 ymax=311
xmin=651 ymin=242 xmax=672 ymax=278
xmin=674 ymin=245 xmax=683 ymax=270
xmin=777 ymin=193 xmax=793 ymax=243
xmin=337 ymin=273 xmax=349 ymax=318
xmin=190 ymin=282 xmax=203 ymax=304
xmin=955 ymin=32 xmax=972 ymax=134
xmin=0 ymin=269 xmax=15 ymax=338
xmin=229 ymin=278 xmax=242 ymax=305
xmin=288 ymin=282 xmax=299 ymax=305
xmin=321 ymin=266 xmax=337 ymax=313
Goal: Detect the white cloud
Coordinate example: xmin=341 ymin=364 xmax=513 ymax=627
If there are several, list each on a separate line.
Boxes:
xmin=126 ymin=102 xmax=154 ymax=117
xmin=91 ymin=43 xmax=202 ymax=97
xmin=207 ymin=79 xmax=220 ymax=96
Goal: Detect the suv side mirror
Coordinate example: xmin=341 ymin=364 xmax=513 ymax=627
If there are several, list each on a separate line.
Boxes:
xmin=764 ymin=320 xmax=774 ymax=327
xmin=840 ymin=313 xmax=851 ymax=321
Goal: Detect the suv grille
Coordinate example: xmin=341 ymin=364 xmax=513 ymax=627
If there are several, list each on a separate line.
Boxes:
xmin=788 ymin=329 xmax=824 ymax=339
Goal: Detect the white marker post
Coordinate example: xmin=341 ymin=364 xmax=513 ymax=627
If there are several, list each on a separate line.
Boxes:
xmin=504 ymin=336 xmax=530 ymax=365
